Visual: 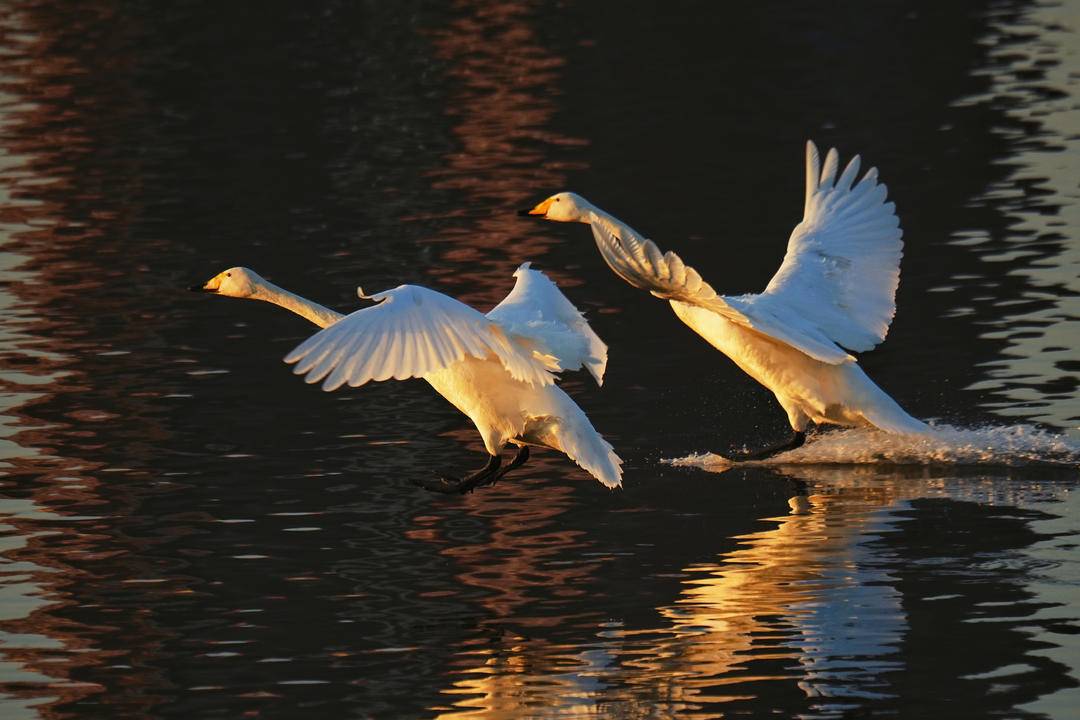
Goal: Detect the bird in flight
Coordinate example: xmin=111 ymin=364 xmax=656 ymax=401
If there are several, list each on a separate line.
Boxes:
xmin=524 ymin=141 xmax=927 ymax=460
xmin=192 ymin=264 xmax=622 ymax=492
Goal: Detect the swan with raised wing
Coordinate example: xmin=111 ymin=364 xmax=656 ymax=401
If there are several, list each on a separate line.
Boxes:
xmin=525 ymin=141 xmax=927 ymax=459
xmin=192 ymin=264 xmax=621 ymax=492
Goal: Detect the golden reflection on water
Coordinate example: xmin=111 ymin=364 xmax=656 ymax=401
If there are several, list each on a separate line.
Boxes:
xmin=402 ymin=9 xmax=1080 ymax=706
xmin=650 ymin=487 xmax=902 ymax=706
xmin=408 ymin=428 xmax=600 ymax=627
xmin=416 ymin=485 xmax=599 ymax=625
xmin=428 ymin=466 xmax=1076 ymax=718
xmin=406 ymin=6 xmax=619 ymax=712
xmin=0 ymin=1 xmax=1076 ymax=717
xmin=409 ymin=438 xmax=613 ymax=717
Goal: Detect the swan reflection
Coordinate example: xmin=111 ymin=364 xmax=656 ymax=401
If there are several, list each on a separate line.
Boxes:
xmin=433 ymin=465 xmax=1078 ymax=717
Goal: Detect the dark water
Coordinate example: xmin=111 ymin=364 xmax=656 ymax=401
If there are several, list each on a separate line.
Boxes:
xmin=0 ymin=1 xmax=1078 ymax=717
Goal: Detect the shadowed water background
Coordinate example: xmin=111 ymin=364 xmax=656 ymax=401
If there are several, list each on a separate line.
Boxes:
xmin=0 ymin=1 xmax=1078 ymax=717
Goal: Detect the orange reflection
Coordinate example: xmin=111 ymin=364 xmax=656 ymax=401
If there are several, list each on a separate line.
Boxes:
xmin=407 ymin=427 xmax=602 ymax=626
xmin=400 ymin=7 xmax=618 ymax=710
xmin=643 ymin=480 xmax=904 ymax=707
xmin=426 ymin=466 xmax=1072 ymax=716
xmin=0 ymin=4 xmax=174 ymax=717
xmin=418 ymin=0 xmax=589 ymax=306
xmin=432 ymin=481 xmax=903 ymax=716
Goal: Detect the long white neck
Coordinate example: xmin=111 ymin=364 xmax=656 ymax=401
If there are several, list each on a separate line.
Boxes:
xmin=250 ymin=280 xmax=344 ymax=328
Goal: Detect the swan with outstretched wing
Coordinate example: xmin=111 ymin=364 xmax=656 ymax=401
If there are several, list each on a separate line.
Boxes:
xmin=525 ymin=141 xmax=927 ymax=459
xmin=192 ymin=263 xmax=622 ymax=492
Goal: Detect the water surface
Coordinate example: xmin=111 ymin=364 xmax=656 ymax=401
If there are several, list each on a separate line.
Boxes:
xmin=0 ymin=1 xmax=1078 ymax=717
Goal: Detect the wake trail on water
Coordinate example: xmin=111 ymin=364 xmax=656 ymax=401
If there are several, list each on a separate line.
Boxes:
xmin=664 ymin=423 xmax=1080 ymax=472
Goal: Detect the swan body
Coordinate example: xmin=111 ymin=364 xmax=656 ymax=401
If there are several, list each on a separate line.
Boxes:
xmin=527 ymin=141 xmax=927 ymax=451
xmin=194 ymin=264 xmax=622 ymax=490
xmin=668 ymin=300 xmax=925 ymax=434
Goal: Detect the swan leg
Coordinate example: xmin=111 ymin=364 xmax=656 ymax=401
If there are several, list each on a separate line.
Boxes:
xmin=413 ymin=454 xmax=502 ymax=495
xmin=491 ymin=445 xmax=530 ymax=484
xmin=727 ymin=431 xmax=806 ymax=462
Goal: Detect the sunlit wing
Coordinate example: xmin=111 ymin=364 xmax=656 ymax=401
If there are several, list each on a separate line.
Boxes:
xmin=284 ymin=284 xmax=556 ymax=391
xmin=588 ymin=218 xmax=853 ymax=364
xmin=486 ymin=262 xmax=608 ymax=386
xmin=756 ymin=140 xmax=904 ymax=353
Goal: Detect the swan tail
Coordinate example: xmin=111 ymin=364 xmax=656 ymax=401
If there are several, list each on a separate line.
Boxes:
xmin=858 ymin=379 xmax=929 ymax=435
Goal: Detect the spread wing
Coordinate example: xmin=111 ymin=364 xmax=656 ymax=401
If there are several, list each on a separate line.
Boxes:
xmin=586 ymin=141 xmax=904 ymax=364
xmin=588 ymin=215 xmax=853 ymax=364
xmin=284 ymin=284 xmax=556 ymax=391
xmin=758 ymin=140 xmax=904 ymax=352
xmin=486 ymin=262 xmax=608 ymax=386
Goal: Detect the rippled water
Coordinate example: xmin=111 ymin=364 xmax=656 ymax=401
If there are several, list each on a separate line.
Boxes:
xmin=0 ymin=1 xmax=1078 ymax=717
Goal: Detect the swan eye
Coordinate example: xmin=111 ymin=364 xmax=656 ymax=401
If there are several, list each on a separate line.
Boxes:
xmin=226 ymin=272 xmax=231 ymax=277
xmin=555 ymin=198 xmax=560 ymax=202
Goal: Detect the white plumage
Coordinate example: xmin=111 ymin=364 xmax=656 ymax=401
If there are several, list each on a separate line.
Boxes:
xmin=760 ymin=143 xmax=902 ymax=354
xmin=486 ymin=262 xmax=608 ymax=385
xmin=528 ymin=141 xmax=927 ymax=451
xmin=285 ymin=283 xmax=557 ymax=391
xmin=195 ymin=264 xmax=622 ymax=490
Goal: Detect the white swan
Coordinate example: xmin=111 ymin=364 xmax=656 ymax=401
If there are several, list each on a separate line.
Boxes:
xmin=192 ymin=264 xmax=622 ymax=492
xmin=525 ymin=141 xmax=928 ymax=459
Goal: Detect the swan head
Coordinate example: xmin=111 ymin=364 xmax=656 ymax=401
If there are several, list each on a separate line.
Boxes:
xmin=192 ymin=267 xmax=265 ymax=298
xmin=521 ymin=192 xmax=591 ymax=222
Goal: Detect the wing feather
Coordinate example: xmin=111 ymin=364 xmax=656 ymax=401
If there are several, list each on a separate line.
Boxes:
xmin=352 ymin=332 xmax=387 ymax=387
xmin=341 ymin=333 xmax=374 ymax=389
xmin=819 ymin=147 xmax=840 ymax=188
xmin=645 ymin=241 xmax=666 ymax=279
xmin=835 ymin=154 xmax=861 ymax=192
xmin=805 ymin=141 xmax=821 ymax=215
xmin=585 ymin=215 xmax=852 ymax=364
xmin=384 ymin=315 xmax=407 ymax=381
xmin=486 ymin=263 xmax=609 ymax=385
xmin=293 ymin=334 xmax=335 ymax=376
xmin=285 ymin=284 xmax=555 ymax=390
xmin=580 ymin=142 xmax=904 ymax=364
xmin=304 ymin=343 xmax=344 ymax=385
xmin=758 ymin=141 xmax=905 ymax=353
xmin=426 ymin=312 xmax=454 ymax=364
xmin=323 ymin=342 xmax=355 ymax=392
xmin=665 ymin=251 xmax=686 ymax=286
xmin=402 ymin=311 xmax=421 ymax=379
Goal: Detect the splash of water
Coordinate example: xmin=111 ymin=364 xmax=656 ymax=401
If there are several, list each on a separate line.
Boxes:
xmin=664 ymin=423 xmax=1080 ymax=471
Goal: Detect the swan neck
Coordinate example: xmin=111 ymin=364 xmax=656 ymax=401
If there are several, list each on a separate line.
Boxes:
xmin=251 ymin=280 xmax=343 ymax=328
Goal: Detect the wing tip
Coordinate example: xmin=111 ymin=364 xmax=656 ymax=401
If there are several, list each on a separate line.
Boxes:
xmin=588 ymin=359 xmax=606 ymax=387
xmin=805 ymin=140 xmax=822 ymax=210
xmin=820 ymin=147 xmax=840 ymax=186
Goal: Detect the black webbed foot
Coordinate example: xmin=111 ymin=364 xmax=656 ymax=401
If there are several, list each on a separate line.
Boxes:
xmin=726 ymin=431 xmax=806 ymax=462
xmin=412 ymin=454 xmax=502 ymax=494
